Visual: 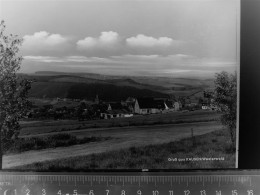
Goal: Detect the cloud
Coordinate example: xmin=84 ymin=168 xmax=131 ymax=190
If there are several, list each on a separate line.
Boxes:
xmin=99 ymin=31 xmax=119 ymax=43
xmin=76 ymin=32 xmax=185 ymax=55
xmin=110 ymin=54 xmax=192 ymax=65
xmin=23 ymin=31 xmax=68 ymax=51
xmin=126 ymin=34 xmax=174 ymax=47
xmin=23 ymin=54 xmax=237 ymax=78
xmin=77 ymin=31 xmax=119 ymax=50
xmin=111 ymin=54 xmax=159 ymax=60
xmin=66 ymin=56 xmax=114 ymax=64
xmin=77 ymin=38 xmax=97 ymax=49
xmin=24 ymin=56 xmax=66 ymax=63
xmin=24 ymin=55 xmax=114 ymax=64
xmin=24 ymin=54 xmax=235 ymax=69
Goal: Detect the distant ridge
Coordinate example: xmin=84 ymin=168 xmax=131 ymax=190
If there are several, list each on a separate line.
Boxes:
xmin=23 ymin=71 xmax=214 ymax=99
xmin=34 ymin=71 xmax=215 ymax=80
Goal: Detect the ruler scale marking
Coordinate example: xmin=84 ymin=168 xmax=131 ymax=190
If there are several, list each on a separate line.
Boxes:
xmin=0 ymin=171 xmax=259 ymax=194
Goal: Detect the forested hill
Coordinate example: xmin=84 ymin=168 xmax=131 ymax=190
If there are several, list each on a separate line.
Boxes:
xmin=67 ymin=83 xmax=168 ymax=101
xmin=23 ymin=72 xmax=214 ymax=101
xmin=29 ymin=82 xmax=168 ymax=101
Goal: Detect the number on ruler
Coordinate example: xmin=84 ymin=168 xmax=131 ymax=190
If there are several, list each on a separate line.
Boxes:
xmin=121 ymin=190 xmax=126 ymax=195
xmin=169 ymin=190 xmax=174 ymax=195
xmin=247 ymin=190 xmax=254 ymax=195
xmin=89 ymin=190 xmax=94 ymax=195
xmin=57 ymin=190 xmax=62 ymax=195
xmin=232 ymin=190 xmax=238 ymax=195
xmin=184 ymin=190 xmax=190 ymax=195
xmin=153 ymin=190 xmax=159 ymax=195
xmin=73 ymin=189 xmax=78 ymax=195
xmin=200 ymin=190 xmax=206 ymax=195
xmin=137 ymin=190 xmax=142 ymax=195
xmin=216 ymin=190 xmax=221 ymax=195
xmin=106 ymin=190 xmax=109 ymax=195
xmin=25 ymin=189 xmax=30 ymax=195
xmin=42 ymin=189 xmax=46 ymax=195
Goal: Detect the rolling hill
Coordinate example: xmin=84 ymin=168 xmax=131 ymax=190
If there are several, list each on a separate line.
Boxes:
xmin=23 ymin=71 xmax=214 ymax=100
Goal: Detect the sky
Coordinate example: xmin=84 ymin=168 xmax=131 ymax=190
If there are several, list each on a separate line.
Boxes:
xmin=0 ymin=0 xmax=239 ymax=78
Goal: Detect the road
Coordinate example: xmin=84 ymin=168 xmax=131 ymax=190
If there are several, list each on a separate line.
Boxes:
xmin=3 ymin=121 xmax=223 ymax=169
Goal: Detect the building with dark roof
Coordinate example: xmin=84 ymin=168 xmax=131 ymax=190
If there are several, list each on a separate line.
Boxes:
xmin=134 ymin=98 xmax=167 ymax=114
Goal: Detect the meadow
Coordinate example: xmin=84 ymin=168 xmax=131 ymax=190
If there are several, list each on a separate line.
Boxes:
xmin=2 ymin=133 xmax=112 ymax=155
xmin=2 ymin=109 xmax=229 ymax=170
xmin=20 ymin=110 xmax=221 ymax=137
xmin=14 ymin=127 xmax=235 ymax=170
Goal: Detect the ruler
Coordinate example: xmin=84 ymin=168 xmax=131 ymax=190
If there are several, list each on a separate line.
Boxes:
xmin=0 ymin=171 xmax=259 ymax=195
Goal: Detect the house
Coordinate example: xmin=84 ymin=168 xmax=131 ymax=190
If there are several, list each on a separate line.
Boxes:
xmin=124 ymin=97 xmax=136 ymax=113
xmin=134 ymin=98 xmax=167 ymax=114
xmin=184 ymin=91 xmax=204 ymax=107
xmin=161 ymin=100 xmax=178 ymax=113
xmin=100 ymin=102 xmax=133 ymax=119
xmin=202 ymin=103 xmax=210 ymax=110
xmin=173 ymin=101 xmax=182 ymax=111
xmin=100 ymin=110 xmax=133 ymax=119
xmin=91 ymin=103 xmax=111 ymax=117
xmin=126 ymin=97 xmax=136 ymax=103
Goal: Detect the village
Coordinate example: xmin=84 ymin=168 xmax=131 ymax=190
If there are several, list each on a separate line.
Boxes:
xmin=26 ymin=90 xmax=218 ymax=121
xmin=0 ymin=0 xmax=238 ymax=171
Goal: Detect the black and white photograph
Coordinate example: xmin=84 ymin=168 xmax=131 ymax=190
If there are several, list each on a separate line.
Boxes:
xmin=0 ymin=0 xmax=239 ymax=170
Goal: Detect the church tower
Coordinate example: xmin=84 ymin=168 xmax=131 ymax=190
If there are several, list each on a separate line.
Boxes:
xmin=94 ymin=94 xmax=99 ymax=104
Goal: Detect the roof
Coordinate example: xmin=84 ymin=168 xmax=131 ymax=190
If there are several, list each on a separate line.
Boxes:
xmin=109 ymin=102 xmax=124 ymax=110
xmin=126 ymin=97 xmax=136 ymax=102
xmin=165 ymin=100 xmax=174 ymax=108
xmin=126 ymin=101 xmax=135 ymax=107
xmin=92 ymin=103 xmax=109 ymax=112
xmin=137 ymin=98 xmax=165 ymax=109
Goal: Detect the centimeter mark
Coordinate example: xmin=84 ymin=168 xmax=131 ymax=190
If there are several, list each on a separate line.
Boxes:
xmin=0 ymin=172 xmax=258 ymax=195
xmin=0 ymin=174 xmax=255 ymax=186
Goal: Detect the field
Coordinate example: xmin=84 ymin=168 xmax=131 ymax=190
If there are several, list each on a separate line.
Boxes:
xmin=11 ymin=127 xmax=235 ymax=170
xmin=3 ymin=134 xmax=112 ymax=155
xmin=20 ymin=110 xmax=221 ymax=136
xmin=3 ymin=119 xmax=227 ymax=169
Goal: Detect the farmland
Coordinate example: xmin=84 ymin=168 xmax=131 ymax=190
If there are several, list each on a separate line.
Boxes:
xmin=20 ymin=110 xmax=221 ymax=136
xmin=3 ymin=120 xmax=224 ymax=169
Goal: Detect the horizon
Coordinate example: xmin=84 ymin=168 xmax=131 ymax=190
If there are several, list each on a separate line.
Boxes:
xmin=1 ymin=0 xmax=239 ymax=78
xmin=18 ymin=70 xmax=225 ymax=80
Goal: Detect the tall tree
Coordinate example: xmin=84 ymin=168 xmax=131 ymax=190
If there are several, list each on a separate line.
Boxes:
xmin=0 ymin=21 xmax=31 ymax=169
xmin=213 ymin=71 xmax=237 ymax=148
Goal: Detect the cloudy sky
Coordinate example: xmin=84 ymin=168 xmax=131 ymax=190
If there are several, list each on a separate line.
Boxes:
xmin=1 ymin=0 xmax=239 ymax=78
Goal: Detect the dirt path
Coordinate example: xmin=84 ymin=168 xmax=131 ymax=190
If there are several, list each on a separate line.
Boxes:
xmin=3 ymin=121 xmax=223 ymax=169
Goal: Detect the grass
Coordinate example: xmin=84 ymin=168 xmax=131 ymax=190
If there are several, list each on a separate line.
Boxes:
xmin=3 ymin=133 xmax=111 ymax=155
xmin=14 ymin=128 xmax=236 ymax=170
xmin=20 ymin=110 xmax=222 ymax=136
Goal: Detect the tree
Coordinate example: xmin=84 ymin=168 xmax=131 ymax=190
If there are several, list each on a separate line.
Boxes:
xmin=0 ymin=21 xmax=31 ymax=169
xmin=77 ymin=102 xmax=87 ymax=121
xmin=213 ymin=71 xmax=237 ymax=148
